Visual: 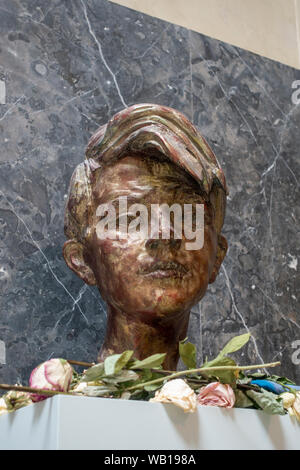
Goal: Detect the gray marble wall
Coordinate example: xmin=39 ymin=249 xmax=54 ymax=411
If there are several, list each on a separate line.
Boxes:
xmin=0 ymin=0 xmax=299 ymax=385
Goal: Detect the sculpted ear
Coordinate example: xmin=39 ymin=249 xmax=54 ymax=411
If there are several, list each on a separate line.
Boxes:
xmin=209 ymin=234 xmax=228 ymax=284
xmin=63 ymin=240 xmax=97 ymax=286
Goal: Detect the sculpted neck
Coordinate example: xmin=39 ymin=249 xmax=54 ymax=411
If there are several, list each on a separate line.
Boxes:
xmin=97 ymin=305 xmax=190 ymax=370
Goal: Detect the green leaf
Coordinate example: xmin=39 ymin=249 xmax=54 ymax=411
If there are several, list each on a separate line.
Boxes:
xmin=246 ymin=389 xmax=286 ymax=415
xmin=203 ymin=354 xmax=236 ymax=369
xmin=139 ymin=369 xmax=153 ymax=381
xmin=81 ymin=363 xmax=105 ymax=382
xmin=144 ymin=383 xmax=163 ymax=392
xmin=245 ymin=372 xmax=267 ymax=380
xmin=130 ymin=353 xmax=166 ymax=370
xmin=219 ymin=333 xmax=251 ymax=356
xmin=237 ymin=376 xmax=252 ymax=385
xmin=268 ymin=375 xmax=296 ymax=386
xmin=234 ymin=390 xmax=254 ymax=408
xmin=102 ymin=369 xmax=139 ymax=384
xmin=200 ymin=333 xmax=250 ymax=384
xmin=104 ymin=350 xmax=133 ymax=376
xmin=179 ymin=340 xmax=197 ymax=369
xmin=133 ymin=371 xmax=165 ymax=391
xmin=202 ymin=356 xmax=237 ymax=384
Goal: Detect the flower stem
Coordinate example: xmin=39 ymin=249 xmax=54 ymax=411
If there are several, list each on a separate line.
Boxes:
xmin=0 ymin=383 xmax=79 ymax=397
xmin=126 ymin=361 xmax=281 ymax=391
xmin=67 ymin=359 xmax=96 ymax=368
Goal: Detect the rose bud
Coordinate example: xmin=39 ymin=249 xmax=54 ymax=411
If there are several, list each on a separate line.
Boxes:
xmin=197 ymin=382 xmax=235 ymax=408
xmin=150 ymin=379 xmax=197 ymax=413
xmin=4 ymin=390 xmax=33 ymax=411
xmin=29 ymin=358 xmax=73 ymax=402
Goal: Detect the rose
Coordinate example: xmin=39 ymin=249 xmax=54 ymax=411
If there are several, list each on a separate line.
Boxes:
xmin=29 ymin=358 xmax=73 ymax=402
xmin=197 ymin=382 xmax=235 ymax=408
xmin=0 ymin=390 xmax=33 ymax=417
xmin=150 ymin=379 xmax=197 ymax=413
xmin=5 ymin=390 xmax=33 ymax=411
xmin=291 ymin=393 xmax=300 ymax=420
xmin=281 ymin=392 xmax=300 ymax=421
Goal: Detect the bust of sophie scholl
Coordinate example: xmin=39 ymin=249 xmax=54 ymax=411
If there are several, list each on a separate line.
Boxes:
xmin=63 ymin=104 xmax=228 ymax=370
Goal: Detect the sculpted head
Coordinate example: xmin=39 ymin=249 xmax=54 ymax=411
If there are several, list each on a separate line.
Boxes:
xmin=63 ymin=104 xmax=228 ymax=367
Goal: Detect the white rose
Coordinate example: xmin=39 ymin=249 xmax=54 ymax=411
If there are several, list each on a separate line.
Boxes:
xmin=281 ymin=392 xmax=296 ymax=409
xmin=281 ymin=392 xmax=300 ymax=422
xmin=150 ymin=379 xmax=197 ymax=413
xmin=293 ymin=393 xmax=300 ymax=420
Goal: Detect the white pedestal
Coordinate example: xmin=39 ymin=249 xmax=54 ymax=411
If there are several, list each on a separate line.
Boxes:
xmin=0 ymin=395 xmax=299 ymax=450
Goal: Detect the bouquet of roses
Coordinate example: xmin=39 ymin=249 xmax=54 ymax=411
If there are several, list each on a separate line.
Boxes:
xmin=0 ymin=333 xmax=299 ymax=421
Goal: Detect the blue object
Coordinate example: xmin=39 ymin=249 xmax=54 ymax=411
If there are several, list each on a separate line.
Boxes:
xmin=250 ymin=379 xmax=300 ymax=395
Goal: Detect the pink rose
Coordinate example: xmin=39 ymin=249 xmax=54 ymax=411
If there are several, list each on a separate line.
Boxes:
xmin=197 ymin=382 xmax=235 ymax=408
xmin=29 ymin=359 xmax=73 ymax=402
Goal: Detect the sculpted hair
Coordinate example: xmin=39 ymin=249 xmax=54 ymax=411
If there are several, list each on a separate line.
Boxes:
xmin=64 ymin=103 xmax=228 ymax=244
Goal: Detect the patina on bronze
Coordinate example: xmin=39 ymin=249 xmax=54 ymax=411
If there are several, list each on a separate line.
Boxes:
xmin=63 ymin=104 xmax=228 ymax=370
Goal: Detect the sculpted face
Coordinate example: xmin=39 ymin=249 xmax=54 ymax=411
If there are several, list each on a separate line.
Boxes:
xmin=77 ymin=154 xmax=224 ymax=320
xmin=63 ymin=104 xmax=228 ymax=367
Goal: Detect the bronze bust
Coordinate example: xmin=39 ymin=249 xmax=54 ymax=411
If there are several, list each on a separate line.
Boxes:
xmin=63 ymin=104 xmax=228 ymax=370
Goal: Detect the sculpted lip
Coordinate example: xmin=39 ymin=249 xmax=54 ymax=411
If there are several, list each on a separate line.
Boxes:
xmin=138 ymin=260 xmax=188 ymax=279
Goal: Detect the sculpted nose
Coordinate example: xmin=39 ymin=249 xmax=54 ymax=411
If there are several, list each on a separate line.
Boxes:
xmin=145 ymin=238 xmax=181 ymax=252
